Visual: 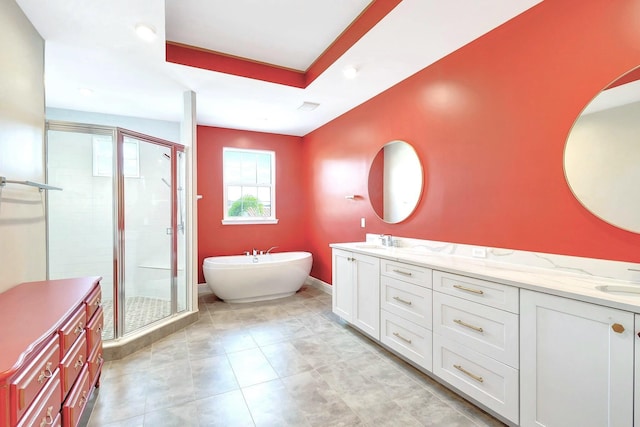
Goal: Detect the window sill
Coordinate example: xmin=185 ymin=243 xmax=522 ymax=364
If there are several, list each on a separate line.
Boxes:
xmin=221 ymin=218 xmax=279 ymax=225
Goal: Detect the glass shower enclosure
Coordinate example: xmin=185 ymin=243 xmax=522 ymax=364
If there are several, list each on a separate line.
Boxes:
xmin=46 ymin=122 xmax=187 ymax=340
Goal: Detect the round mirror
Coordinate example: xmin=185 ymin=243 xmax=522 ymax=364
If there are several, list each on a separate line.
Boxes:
xmin=368 ymin=140 xmax=423 ymax=223
xmin=564 ymin=67 xmax=640 ymax=233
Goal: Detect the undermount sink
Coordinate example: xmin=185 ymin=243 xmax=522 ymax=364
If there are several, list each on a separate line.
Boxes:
xmin=595 ymin=285 xmax=640 ymax=297
xmin=355 ymin=244 xmax=388 ymax=249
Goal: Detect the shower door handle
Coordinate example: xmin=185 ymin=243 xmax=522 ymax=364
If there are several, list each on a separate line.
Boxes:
xmin=166 ymin=227 xmax=173 ymax=235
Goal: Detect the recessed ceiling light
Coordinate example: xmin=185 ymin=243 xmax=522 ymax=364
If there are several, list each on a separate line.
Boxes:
xmin=78 ymin=88 xmax=93 ymax=96
xmin=135 ymin=23 xmax=157 ymax=42
xmin=343 ymin=66 xmax=358 ymax=79
xmin=298 ymin=102 xmax=320 ymax=111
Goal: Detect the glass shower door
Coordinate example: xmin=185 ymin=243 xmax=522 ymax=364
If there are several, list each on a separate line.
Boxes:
xmin=121 ymin=136 xmax=173 ymax=334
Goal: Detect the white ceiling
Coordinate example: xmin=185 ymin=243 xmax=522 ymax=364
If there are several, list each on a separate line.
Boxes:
xmin=16 ymin=0 xmax=542 ymax=137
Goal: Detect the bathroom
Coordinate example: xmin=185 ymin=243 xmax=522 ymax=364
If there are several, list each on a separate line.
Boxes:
xmin=2 ymin=0 xmax=640 ymax=426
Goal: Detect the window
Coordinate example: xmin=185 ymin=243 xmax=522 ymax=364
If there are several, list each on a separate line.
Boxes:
xmin=93 ymin=136 xmax=139 ymax=177
xmin=222 ymin=147 xmax=277 ymax=224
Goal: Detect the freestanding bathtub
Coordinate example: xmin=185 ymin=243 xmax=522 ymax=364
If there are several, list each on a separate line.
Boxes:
xmin=203 ymin=251 xmax=313 ymax=303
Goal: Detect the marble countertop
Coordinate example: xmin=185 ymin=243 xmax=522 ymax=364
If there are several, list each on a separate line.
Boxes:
xmin=330 ymin=241 xmax=640 ymax=313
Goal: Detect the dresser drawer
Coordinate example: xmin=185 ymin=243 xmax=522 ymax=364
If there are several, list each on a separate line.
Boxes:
xmin=381 ymin=276 xmax=432 ymax=329
xmin=380 ymin=310 xmax=432 ymax=371
xmin=10 ymin=335 xmax=60 ymax=424
xmin=86 ymin=307 xmax=103 ymax=357
xmin=433 ymin=271 xmax=519 ymax=313
xmin=433 ymin=334 xmax=518 ymax=424
xmin=433 ymin=292 xmax=519 ymax=368
xmin=87 ymin=347 xmax=104 ymax=386
xmin=60 ymin=332 xmax=87 ymax=398
xmin=58 ymin=307 xmax=87 ymax=358
xmin=17 ymin=369 xmax=61 ymax=427
xmin=62 ymin=364 xmax=91 ymax=427
xmin=381 ymin=260 xmax=432 ymax=288
xmin=84 ymin=286 xmax=102 ymax=322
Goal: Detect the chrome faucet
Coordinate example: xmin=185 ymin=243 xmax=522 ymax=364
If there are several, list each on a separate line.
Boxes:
xmin=380 ymin=234 xmax=393 ymax=247
xmin=266 ymin=246 xmax=279 ymax=254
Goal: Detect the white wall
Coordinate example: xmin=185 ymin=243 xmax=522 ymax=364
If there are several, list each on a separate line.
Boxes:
xmin=0 ymin=0 xmax=45 ymax=292
xmin=46 ymin=108 xmax=180 ymax=143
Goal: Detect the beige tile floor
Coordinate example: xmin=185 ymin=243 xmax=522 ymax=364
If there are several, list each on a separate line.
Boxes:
xmin=88 ymin=285 xmax=506 ymax=427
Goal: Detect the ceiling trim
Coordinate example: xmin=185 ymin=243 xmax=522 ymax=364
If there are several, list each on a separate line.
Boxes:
xmin=165 ymin=0 xmax=402 ymax=89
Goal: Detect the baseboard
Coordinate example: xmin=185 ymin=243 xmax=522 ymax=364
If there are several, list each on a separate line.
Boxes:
xmin=305 ymin=276 xmax=331 ymax=295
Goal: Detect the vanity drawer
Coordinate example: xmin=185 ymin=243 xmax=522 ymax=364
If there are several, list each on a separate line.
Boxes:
xmin=380 ymin=310 xmax=432 ymax=371
xmin=84 ymin=286 xmax=102 ymax=321
xmin=86 ymin=307 xmax=103 ymax=357
xmin=433 ymin=271 xmax=518 ymax=313
xmin=381 ymin=260 xmax=432 ymax=288
xmin=58 ymin=307 xmax=87 ymax=358
xmin=60 ymin=331 xmax=87 ymax=398
xmin=381 ymin=276 xmax=432 ymax=329
xmin=10 ymin=335 xmax=60 ymax=424
xmin=17 ymin=369 xmax=61 ymax=427
xmin=433 ymin=334 xmax=519 ymax=424
xmin=62 ymin=364 xmax=91 ymax=427
xmin=433 ymin=292 xmax=518 ymax=368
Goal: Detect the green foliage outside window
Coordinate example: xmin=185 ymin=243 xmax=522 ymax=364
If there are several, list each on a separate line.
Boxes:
xmin=228 ymin=194 xmax=264 ymax=217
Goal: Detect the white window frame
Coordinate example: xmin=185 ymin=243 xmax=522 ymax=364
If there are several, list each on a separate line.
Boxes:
xmin=221 ymin=147 xmax=278 ymax=225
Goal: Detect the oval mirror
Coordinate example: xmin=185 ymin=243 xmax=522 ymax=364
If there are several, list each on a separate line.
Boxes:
xmin=564 ymin=67 xmax=640 ymax=233
xmin=368 ymin=140 xmax=423 ymax=223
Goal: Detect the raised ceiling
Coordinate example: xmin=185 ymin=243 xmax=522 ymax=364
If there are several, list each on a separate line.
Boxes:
xmin=16 ymin=0 xmax=542 ymax=136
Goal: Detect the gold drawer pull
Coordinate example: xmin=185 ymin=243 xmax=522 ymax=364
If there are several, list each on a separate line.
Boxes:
xmin=393 ymin=331 xmax=412 ymax=344
xmin=40 ymin=406 xmax=54 ymax=426
xmin=37 ymin=362 xmax=54 ymax=384
xmin=393 ymin=296 xmax=413 ymax=306
xmin=454 ymin=364 xmax=484 ymax=383
xmin=74 ymin=355 xmax=84 ymax=369
xmin=79 ymin=390 xmax=88 ymax=407
xmin=392 ymin=269 xmax=412 ymax=277
xmin=453 ymin=284 xmax=484 ymax=295
xmin=74 ymin=322 xmax=84 ymax=334
xmin=454 ymin=319 xmax=484 ymax=333
xmin=612 ymin=323 xmax=625 ymax=333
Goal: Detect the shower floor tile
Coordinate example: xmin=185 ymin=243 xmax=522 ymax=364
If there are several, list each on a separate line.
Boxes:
xmin=88 ymin=285 xmax=505 ymax=427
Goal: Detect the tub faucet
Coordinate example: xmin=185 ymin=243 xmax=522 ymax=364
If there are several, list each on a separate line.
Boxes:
xmin=266 ymin=246 xmax=279 ymax=254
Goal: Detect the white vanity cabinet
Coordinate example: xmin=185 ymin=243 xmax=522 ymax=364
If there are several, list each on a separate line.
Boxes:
xmin=520 ymin=289 xmax=634 ymax=427
xmin=432 ymin=271 xmax=519 ymax=424
xmin=379 ymin=260 xmax=433 ymax=370
xmin=331 ymin=249 xmax=381 ymax=339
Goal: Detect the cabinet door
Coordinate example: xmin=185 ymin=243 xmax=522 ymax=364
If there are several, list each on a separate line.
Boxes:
xmin=352 ymin=253 xmax=380 ymax=339
xmin=332 ymin=249 xmax=353 ymax=322
xmin=520 ymin=290 xmax=634 ymax=427
xmin=635 ymin=314 xmax=640 ymax=427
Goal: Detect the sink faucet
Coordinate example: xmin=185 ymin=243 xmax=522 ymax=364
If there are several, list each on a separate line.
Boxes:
xmin=266 ymin=246 xmax=279 ymax=254
xmin=380 ymin=234 xmax=393 ymax=247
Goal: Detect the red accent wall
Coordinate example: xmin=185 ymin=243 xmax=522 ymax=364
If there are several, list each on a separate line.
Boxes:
xmin=197 ymin=127 xmax=307 ymax=283
xmin=303 ymin=0 xmax=640 ymax=284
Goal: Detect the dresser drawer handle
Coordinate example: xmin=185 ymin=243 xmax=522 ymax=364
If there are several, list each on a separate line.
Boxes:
xmin=612 ymin=323 xmax=625 ymax=334
xmin=453 ymin=319 xmax=484 ymax=333
xmin=453 ymin=364 xmax=484 ymax=383
xmin=39 ymin=406 xmax=54 ymax=426
xmin=392 ymin=269 xmax=413 ymax=277
xmin=37 ymin=362 xmax=54 ymax=384
xmin=393 ymin=296 xmax=413 ymax=306
xmin=74 ymin=355 xmax=84 ymax=369
xmin=74 ymin=322 xmax=84 ymax=335
xmin=453 ymin=284 xmax=484 ymax=295
xmin=95 ymin=299 xmax=102 ymax=307
xmin=80 ymin=390 xmax=88 ymax=406
xmin=392 ymin=331 xmax=412 ymax=344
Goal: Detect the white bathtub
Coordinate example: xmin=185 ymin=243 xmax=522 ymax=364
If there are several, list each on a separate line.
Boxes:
xmin=203 ymin=251 xmax=313 ymax=303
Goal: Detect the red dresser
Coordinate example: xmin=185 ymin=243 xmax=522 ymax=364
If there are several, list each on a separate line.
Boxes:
xmin=0 ymin=277 xmax=104 ymax=427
